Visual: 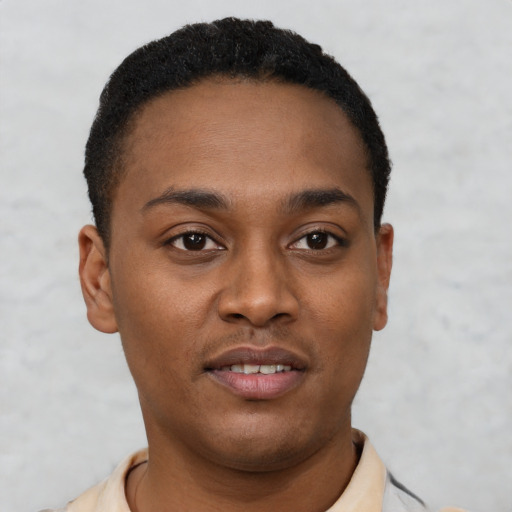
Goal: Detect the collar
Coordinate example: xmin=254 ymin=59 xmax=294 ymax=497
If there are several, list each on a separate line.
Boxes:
xmin=66 ymin=430 xmax=388 ymax=512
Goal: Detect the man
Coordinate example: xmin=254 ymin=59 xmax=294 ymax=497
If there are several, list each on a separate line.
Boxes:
xmin=49 ymin=17 xmax=464 ymax=512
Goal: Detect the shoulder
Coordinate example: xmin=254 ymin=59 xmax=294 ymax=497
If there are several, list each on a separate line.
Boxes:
xmin=383 ymin=471 xmax=429 ymax=512
xmin=40 ymin=448 xmax=148 ymax=512
xmin=383 ymin=473 xmax=470 ymax=512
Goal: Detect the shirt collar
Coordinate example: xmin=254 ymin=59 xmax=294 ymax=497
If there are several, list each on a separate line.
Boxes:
xmin=67 ymin=430 xmax=386 ymax=512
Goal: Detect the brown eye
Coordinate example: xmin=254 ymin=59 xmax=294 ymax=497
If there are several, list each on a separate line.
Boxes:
xmin=169 ymin=232 xmax=223 ymax=251
xmin=306 ymin=232 xmax=329 ymax=249
xmin=182 ymin=233 xmax=207 ymax=250
xmin=290 ymin=230 xmax=344 ymax=251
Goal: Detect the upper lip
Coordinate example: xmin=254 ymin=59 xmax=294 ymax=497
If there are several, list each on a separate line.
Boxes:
xmin=204 ymin=346 xmax=308 ymax=371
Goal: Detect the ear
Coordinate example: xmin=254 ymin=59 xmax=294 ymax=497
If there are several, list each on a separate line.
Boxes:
xmin=78 ymin=225 xmax=118 ymax=333
xmin=373 ymin=223 xmax=394 ymax=331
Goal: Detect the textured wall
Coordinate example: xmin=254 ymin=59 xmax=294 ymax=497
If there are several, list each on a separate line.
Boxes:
xmin=1 ymin=1 xmax=511 ymax=511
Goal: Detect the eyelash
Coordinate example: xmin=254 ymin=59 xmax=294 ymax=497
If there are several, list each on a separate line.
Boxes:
xmin=290 ymin=230 xmax=347 ymax=251
xmin=166 ymin=230 xmax=224 ymax=252
xmin=165 ymin=229 xmax=346 ymax=253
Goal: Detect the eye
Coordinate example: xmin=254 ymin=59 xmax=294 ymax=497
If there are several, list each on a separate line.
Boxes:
xmin=291 ymin=231 xmax=344 ymax=250
xmin=168 ymin=232 xmax=224 ymax=251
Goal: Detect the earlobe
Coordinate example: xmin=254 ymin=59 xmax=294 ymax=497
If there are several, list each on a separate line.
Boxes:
xmin=373 ymin=223 xmax=394 ymax=332
xmin=78 ymin=225 xmax=118 ymax=334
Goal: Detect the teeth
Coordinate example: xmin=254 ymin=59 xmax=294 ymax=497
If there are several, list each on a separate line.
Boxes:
xmin=243 ymin=364 xmax=260 ymax=374
xmin=227 ymin=364 xmax=292 ymax=374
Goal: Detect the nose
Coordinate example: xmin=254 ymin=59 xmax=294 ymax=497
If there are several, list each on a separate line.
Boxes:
xmin=217 ymin=246 xmax=299 ymax=327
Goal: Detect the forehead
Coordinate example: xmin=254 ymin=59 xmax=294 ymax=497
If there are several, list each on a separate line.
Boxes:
xmin=116 ymin=79 xmax=373 ymax=223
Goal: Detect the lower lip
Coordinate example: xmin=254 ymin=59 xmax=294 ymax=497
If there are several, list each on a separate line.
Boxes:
xmin=208 ymin=370 xmax=304 ymax=400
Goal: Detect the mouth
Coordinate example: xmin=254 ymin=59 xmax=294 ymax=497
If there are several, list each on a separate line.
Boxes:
xmin=204 ymin=347 xmax=306 ymax=400
xmin=218 ymin=363 xmax=294 ymax=374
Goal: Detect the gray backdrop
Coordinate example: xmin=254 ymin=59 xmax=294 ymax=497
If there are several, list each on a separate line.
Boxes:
xmin=1 ymin=1 xmax=511 ymax=511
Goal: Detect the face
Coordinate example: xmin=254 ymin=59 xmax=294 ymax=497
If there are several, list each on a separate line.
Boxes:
xmin=79 ymin=79 xmax=393 ymax=472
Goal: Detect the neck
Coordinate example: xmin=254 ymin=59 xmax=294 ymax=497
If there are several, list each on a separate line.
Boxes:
xmin=126 ymin=426 xmax=360 ymax=512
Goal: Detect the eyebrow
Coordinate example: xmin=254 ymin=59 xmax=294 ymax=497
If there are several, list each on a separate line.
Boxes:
xmin=142 ymin=186 xmax=361 ymax=216
xmin=283 ymin=188 xmax=361 ymax=215
xmin=142 ymin=187 xmax=230 ymax=212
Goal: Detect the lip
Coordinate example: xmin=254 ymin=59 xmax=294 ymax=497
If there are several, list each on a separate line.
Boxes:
xmin=205 ymin=346 xmax=307 ymax=400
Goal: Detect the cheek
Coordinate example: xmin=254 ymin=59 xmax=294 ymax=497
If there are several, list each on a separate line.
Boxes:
xmin=113 ymin=254 xmax=213 ymax=328
xmin=110 ymin=264 xmax=213 ymax=379
xmin=303 ymin=266 xmax=377 ymax=385
xmin=309 ymin=269 xmax=377 ymax=337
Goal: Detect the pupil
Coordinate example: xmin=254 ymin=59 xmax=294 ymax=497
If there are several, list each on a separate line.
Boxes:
xmin=184 ymin=233 xmax=206 ymax=250
xmin=307 ymin=232 xmax=328 ymax=249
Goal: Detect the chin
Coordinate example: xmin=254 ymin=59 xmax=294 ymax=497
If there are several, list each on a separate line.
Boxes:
xmin=213 ymin=444 xmax=311 ymax=473
xmin=198 ymin=419 xmax=331 ymax=473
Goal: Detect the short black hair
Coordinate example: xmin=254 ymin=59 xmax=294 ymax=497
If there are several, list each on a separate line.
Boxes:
xmin=84 ymin=17 xmax=391 ymax=247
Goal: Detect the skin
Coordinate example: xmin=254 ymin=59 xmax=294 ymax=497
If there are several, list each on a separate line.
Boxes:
xmin=79 ymin=79 xmax=393 ymax=512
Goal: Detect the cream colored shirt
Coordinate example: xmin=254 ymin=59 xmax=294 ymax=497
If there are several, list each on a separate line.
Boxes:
xmin=43 ymin=431 xmax=466 ymax=512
